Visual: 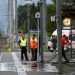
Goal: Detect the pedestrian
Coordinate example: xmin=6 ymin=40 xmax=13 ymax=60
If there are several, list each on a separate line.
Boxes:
xmin=30 ymin=34 xmax=38 ymax=61
xmin=18 ymin=34 xmax=29 ymax=61
xmin=62 ymin=34 xmax=69 ymax=62
xmin=51 ymin=35 xmax=57 ymax=54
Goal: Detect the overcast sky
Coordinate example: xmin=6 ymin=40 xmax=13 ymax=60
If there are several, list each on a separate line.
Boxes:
xmin=0 ymin=0 xmax=52 ymax=35
xmin=17 ymin=0 xmax=52 ymax=5
xmin=0 ymin=0 xmax=52 ymax=6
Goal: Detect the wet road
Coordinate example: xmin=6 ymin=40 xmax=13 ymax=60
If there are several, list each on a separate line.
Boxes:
xmin=0 ymin=52 xmax=75 ymax=75
xmin=0 ymin=52 xmax=58 ymax=75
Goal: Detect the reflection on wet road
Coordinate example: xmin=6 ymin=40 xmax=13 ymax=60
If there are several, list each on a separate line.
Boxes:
xmin=22 ymin=62 xmax=58 ymax=72
xmin=0 ymin=62 xmax=58 ymax=72
xmin=0 ymin=63 xmax=16 ymax=71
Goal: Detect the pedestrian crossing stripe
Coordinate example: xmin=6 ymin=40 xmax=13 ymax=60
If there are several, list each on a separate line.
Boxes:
xmin=11 ymin=52 xmax=27 ymax=75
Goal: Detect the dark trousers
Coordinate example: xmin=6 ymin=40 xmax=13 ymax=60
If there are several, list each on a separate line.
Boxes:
xmin=31 ymin=48 xmax=37 ymax=61
xmin=21 ymin=46 xmax=28 ymax=61
xmin=62 ymin=46 xmax=68 ymax=61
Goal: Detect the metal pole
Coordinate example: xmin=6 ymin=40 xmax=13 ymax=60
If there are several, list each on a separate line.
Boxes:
xmin=9 ymin=0 xmax=14 ymax=51
xmin=8 ymin=0 xmax=11 ymax=49
xmin=43 ymin=0 xmax=46 ymax=48
xmin=40 ymin=0 xmax=44 ymax=62
xmin=27 ymin=3 xmax=30 ymax=53
xmin=9 ymin=0 xmax=12 ymax=37
xmin=37 ymin=18 xmax=39 ymax=59
xmin=15 ymin=0 xmax=18 ymax=51
xmin=71 ymin=19 xmax=72 ymax=58
xmin=12 ymin=0 xmax=14 ymax=51
xmin=8 ymin=0 xmax=10 ymax=37
xmin=7 ymin=0 xmax=9 ymax=37
xmin=56 ymin=0 xmax=62 ymax=74
xmin=13 ymin=0 xmax=15 ymax=51
xmin=13 ymin=0 xmax=15 ymax=37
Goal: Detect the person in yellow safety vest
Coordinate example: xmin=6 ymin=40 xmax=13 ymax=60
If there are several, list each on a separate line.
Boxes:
xmin=18 ymin=34 xmax=29 ymax=61
xmin=30 ymin=34 xmax=38 ymax=61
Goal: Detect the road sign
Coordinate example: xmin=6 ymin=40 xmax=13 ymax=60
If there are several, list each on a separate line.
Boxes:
xmin=51 ymin=16 xmax=55 ymax=21
xmin=35 ymin=12 xmax=40 ymax=18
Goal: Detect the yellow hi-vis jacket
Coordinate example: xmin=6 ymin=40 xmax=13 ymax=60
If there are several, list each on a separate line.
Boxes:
xmin=20 ymin=39 xmax=27 ymax=46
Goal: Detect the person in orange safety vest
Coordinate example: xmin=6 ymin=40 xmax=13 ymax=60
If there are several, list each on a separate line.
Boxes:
xmin=30 ymin=34 xmax=38 ymax=61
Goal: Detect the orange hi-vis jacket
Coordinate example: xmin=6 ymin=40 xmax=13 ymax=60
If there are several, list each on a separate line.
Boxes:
xmin=30 ymin=37 xmax=38 ymax=49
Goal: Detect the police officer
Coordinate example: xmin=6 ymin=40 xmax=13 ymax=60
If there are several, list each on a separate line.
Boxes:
xmin=18 ymin=34 xmax=29 ymax=61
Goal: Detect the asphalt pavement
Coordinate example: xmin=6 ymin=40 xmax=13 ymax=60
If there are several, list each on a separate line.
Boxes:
xmin=0 ymin=52 xmax=75 ymax=75
xmin=0 ymin=52 xmax=58 ymax=75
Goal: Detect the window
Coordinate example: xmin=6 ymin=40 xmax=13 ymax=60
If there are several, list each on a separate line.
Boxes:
xmin=69 ymin=34 xmax=75 ymax=41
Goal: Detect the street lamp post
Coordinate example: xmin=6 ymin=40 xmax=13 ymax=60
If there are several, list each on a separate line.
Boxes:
xmin=9 ymin=0 xmax=14 ymax=51
xmin=43 ymin=0 xmax=46 ymax=48
xmin=40 ymin=0 xmax=44 ymax=62
xmin=13 ymin=0 xmax=18 ymax=51
xmin=56 ymin=0 xmax=62 ymax=74
xmin=25 ymin=0 xmax=32 ymax=53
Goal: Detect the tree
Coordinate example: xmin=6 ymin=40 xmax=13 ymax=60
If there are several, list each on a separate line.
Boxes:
xmin=46 ymin=4 xmax=56 ymax=37
xmin=0 ymin=29 xmax=3 ymax=37
xmin=18 ymin=3 xmax=38 ymax=34
xmin=30 ymin=2 xmax=37 ymax=29
xmin=18 ymin=5 xmax=28 ymax=33
xmin=46 ymin=0 xmax=75 ymax=37
xmin=62 ymin=0 xmax=73 ymax=9
xmin=51 ymin=0 xmax=75 ymax=9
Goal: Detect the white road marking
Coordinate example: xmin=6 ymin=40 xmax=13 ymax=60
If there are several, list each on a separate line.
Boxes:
xmin=0 ymin=52 xmax=2 ymax=62
xmin=11 ymin=52 xmax=27 ymax=75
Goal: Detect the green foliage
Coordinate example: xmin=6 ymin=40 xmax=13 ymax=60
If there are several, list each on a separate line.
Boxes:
xmin=17 ymin=2 xmax=57 ymax=37
xmin=46 ymin=4 xmax=56 ymax=37
xmin=18 ymin=0 xmax=75 ymax=37
xmin=62 ymin=0 xmax=75 ymax=9
xmin=0 ymin=30 xmax=3 ymax=37
xmin=47 ymin=33 xmax=51 ymax=37
xmin=30 ymin=3 xmax=37 ymax=29
xmin=43 ymin=49 xmax=48 ymax=52
xmin=51 ymin=0 xmax=75 ymax=9
xmin=18 ymin=5 xmax=27 ymax=28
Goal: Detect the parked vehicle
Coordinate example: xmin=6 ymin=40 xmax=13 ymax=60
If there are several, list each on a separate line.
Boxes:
xmin=47 ymin=27 xmax=75 ymax=52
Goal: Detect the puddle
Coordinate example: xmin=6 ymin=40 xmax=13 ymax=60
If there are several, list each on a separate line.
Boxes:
xmin=0 ymin=63 xmax=16 ymax=71
xmin=22 ymin=62 xmax=58 ymax=72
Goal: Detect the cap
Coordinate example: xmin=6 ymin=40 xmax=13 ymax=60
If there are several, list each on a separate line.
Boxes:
xmin=33 ymin=34 xmax=36 ymax=36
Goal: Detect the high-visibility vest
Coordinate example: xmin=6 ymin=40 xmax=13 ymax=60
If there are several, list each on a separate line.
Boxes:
xmin=20 ymin=38 xmax=27 ymax=46
xmin=30 ymin=37 xmax=38 ymax=49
